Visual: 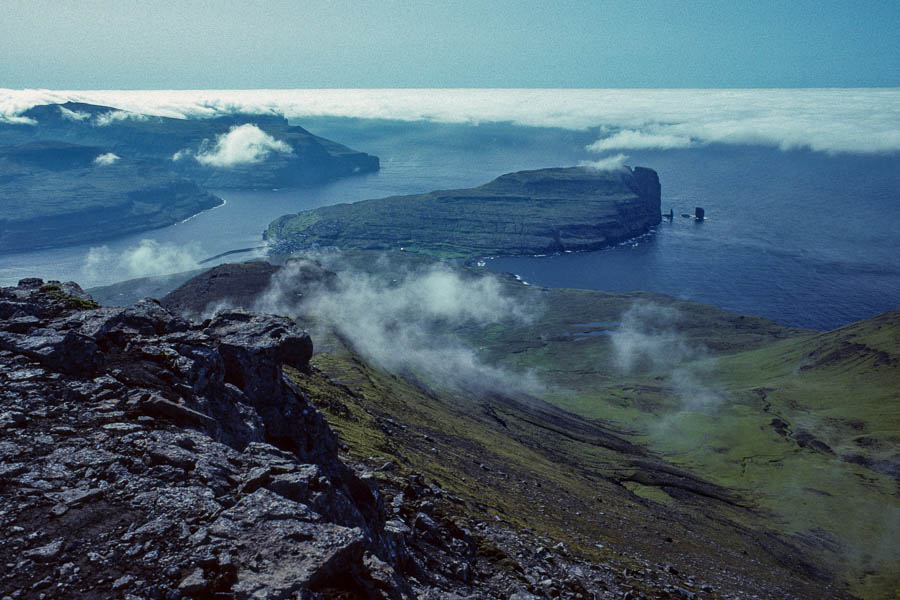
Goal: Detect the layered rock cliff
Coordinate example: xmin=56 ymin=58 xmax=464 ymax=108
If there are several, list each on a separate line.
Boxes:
xmin=265 ymin=166 xmax=661 ymax=258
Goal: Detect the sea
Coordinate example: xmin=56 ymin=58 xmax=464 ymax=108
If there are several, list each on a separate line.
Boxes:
xmin=1 ymin=111 xmax=898 ymax=331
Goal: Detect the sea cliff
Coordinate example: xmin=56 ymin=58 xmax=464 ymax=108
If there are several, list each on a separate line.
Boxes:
xmin=265 ymin=166 xmax=661 ymax=258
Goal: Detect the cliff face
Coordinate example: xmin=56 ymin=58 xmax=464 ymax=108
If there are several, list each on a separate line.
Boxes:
xmin=0 ymin=142 xmax=222 ymax=253
xmin=265 ymin=166 xmax=662 ymax=258
xmin=0 ymin=278 xmax=637 ymax=599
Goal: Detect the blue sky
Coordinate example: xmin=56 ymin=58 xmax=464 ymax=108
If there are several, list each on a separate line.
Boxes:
xmin=1 ymin=0 xmax=898 ymax=89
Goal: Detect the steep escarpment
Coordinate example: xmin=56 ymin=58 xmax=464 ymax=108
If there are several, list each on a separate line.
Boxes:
xmin=265 ymin=166 xmax=661 ymax=258
xmin=1 ymin=277 xmax=714 ymax=600
xmin=0 ymin=279 xmax=395 ymax=598
xmin=0 ymin=141 xmax=222 ymax=252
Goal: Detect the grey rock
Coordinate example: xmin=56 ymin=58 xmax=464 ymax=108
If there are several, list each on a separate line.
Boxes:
xmin=24 ymin=540 xmax=63 ymax=562
xmin=209 ymin=489 xmax=367 ymax=599
xmin=148 ymin=443 xmax=197 ymax=470
xmin=177 ymin=568 xmax=207 ymax=595
xmin=58 ymin=487 xmax=104 ymax=506
xmin=112 ymin=574 xmax=136 ymax=590
xmin=139 ymin=394 xmax=215 ymax=429
xmin=0 ymin=330 xmax=101 ymax=376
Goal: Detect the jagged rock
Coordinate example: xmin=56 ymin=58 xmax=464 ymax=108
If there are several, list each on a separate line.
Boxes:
xmin=139 ymin=393 xmax=215 ymax=428
xmin=178 ymin=568 xmax=208 ymax=595
xmin=0 ymin=329 xmax=102 ymax=375
xmin=0 ymin=275 xmax=726 ymax=600
xmin=209 ymin=488 xmax=367 ymax=598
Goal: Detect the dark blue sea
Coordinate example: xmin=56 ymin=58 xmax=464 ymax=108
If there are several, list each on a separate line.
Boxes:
xmin=1 ymin=117 xmax=897 ymax=330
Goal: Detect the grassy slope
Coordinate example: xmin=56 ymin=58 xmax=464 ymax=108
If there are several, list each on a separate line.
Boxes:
xmin=472 ymin=284 xmax=899 ymax=600
xmin=103 ymin=251 xmax=896 ymax=597
xmin=283 ymin=273 xmax=862 ymax=598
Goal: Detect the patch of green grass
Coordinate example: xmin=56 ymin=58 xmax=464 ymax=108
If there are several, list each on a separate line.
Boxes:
xmin=266 ymin=250 xmax=892 ymax=597
xmin=285 ymin=320 xmax=847 ymax=598
xmin=475 ymin=296 xmax=900 ymax=599
xmin=39 ymin=283 xmax=100 ymax=310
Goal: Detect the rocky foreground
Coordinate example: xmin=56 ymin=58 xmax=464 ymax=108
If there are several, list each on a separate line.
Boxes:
xmin=0 ymin=278 xmax=718 ymax=599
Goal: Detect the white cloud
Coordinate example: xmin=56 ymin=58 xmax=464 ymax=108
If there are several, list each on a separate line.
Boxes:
xmin=94 ymin=110 xmax=149 ymax=126
xmin=250 ymin=256 xmax=543 ymax=396
xmin=587 ymin=129 xmax=695 ymax=151
xmin=578 ymin=153 xmax=628 ymax=171
xmin=82 ymin=239 xmax=202 ymax=282
xmin=58 ymin=106 xmax=90 ymax=121
xmin=579 ymin=153 xmax=628 ymax=171
xmin=192 ymin=123 xmax=292 ymax=167
xmin=92 ymin=152 xmax=120 ymax=166
xmin=1 ymin=88 xmax=899 ymax=154
xmin=0 ymin=114 xmax=36 ymax=125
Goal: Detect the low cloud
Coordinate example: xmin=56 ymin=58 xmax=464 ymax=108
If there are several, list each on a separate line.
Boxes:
xmin=250 ymin=255 xmax=543 ymax=397
xmin=2 ymin=88 xmax=898 ymax=154
xmin=82 ymin=239 xmax=202 ymax=283
xmin=0 ymin=114 xmax=36 ymax=125
xmin=611 ymin=302 xmax=723 ymax=411
xmin=58 ymin=106 xmax=90 ymax=121
xmin=191 ymin=124 xmax=292 ymax=168
xmin=94 ymin=110 xmax=149 ymax=126
xmin=92 ymin=152 xmax=120 ymax=166
xmin=587 ymin=129 xmax=695 ymax=151
xmin=579 ymin=152 xmax=628 ymax=171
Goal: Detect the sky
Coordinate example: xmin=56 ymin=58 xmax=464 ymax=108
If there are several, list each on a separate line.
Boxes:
xmin=1 ymin=0 xmax=898 ymax=89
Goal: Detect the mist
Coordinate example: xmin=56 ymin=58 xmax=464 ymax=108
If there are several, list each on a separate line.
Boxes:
xmin=248 ymin=254 xmax=544 ymax=398
xmin=82 ymin=239 xmax=202 ymax=285
xmin=611 ymin=302 xmax=723 ymax=411
xmin=578 ymin=152 xmax=628 ymax=171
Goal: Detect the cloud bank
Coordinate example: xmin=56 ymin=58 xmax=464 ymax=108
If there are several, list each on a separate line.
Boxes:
xmin=587 ymin=129 xmax=695 ymax=151
xmin=94 ymin=109 xmax=150 ymax=126
xmin=182 ymin=124 xmax=292 ymax=168
xmin=2 ymin=88 xmax=898 ymax=154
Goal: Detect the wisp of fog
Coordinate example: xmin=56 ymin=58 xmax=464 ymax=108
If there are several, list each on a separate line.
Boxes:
xmin=611 ymin=301 xmax=723 ymax=412
xmin=250 ymin=254 xmax=544 ymax=398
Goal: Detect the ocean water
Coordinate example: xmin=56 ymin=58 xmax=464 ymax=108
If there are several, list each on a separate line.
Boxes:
xmin=1 ymin=116 xmax=898 ymax=331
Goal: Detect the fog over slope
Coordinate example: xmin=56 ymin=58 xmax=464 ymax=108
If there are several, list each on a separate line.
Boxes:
xmin=2 ymin=88 xmax=899 ymax=154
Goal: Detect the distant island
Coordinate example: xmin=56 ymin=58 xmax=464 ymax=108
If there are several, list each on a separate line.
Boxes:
xmin=0 ymin=102 xmax=383 ymax=251
xmin=1 ymin=102 xmax=379 ymax=189
xmin=0 ymin=141 xmax=222 ymax=253
xmin=265 ymin=166 xmax=661 ymax=258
